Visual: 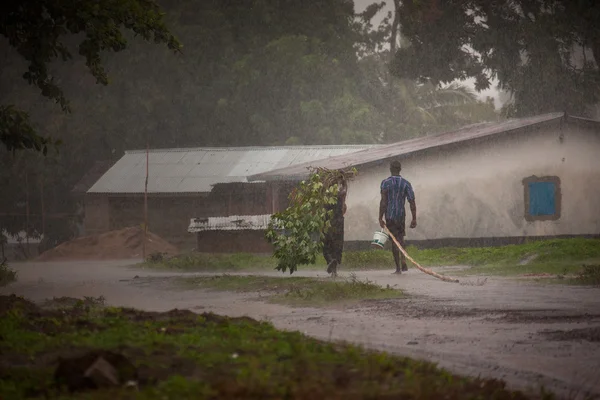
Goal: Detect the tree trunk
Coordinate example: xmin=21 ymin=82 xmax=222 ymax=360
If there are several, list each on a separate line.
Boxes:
xmin=386 ymin=0 xmax=402 ymax=141
xmin=389 ymin=0 xmax=401 ymax=63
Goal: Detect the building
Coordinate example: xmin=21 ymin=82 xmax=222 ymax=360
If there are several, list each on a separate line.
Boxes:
xmin=85 ymin=145 xmax=379 ymax=249
xmin=249 ymin=113 xmax=600 ymax=248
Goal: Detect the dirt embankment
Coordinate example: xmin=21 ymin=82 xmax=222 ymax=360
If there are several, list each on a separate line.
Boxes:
xmin=36 ymin=227 xmax=178 ymax=262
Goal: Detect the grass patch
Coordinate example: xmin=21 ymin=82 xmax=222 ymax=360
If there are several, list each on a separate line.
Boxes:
xmin=342 ymin=239 xmax=600 ymax=277
xmin=409 ymin=238 xmax=600 ymax=278
xmin=144 ymin=250 xmax=396 ymax=272
xmin=0 ymin=294 xmax=551 ymax=399
xmin=144 ymin=252 xmax=323 ymax=272
xmin=0 ymin=259 xmax=17 ymax=286
xmin=143 ymin=238 xmax=600 ymax=280
xmin=183 ymin=274 xmax=402 ymax=306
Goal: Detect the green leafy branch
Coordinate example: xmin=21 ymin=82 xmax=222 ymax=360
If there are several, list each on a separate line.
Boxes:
xmin=0 ymin=106 xmax=62 ymax=154
xmin=0 ymin=0 xmax=181 ymax=153
xmin=266 ymin=167 xmax=357 ymax=274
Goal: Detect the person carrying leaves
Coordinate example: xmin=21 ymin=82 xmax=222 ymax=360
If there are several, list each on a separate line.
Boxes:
xmin=323 ymin=176 xmax=347 ymax=277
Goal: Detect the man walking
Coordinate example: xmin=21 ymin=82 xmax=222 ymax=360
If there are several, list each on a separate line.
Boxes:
xmin=379 ymin=160 xmax=417 ymax=274
xmin=324 ymin=177 xmax=347 ymax=277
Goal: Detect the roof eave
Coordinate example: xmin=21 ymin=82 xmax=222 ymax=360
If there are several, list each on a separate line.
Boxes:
xmin=251 ymin=114 xmax=570 ymax=182
xmin=85 ymin=191 xmax=211 ymax=197
xmin=565 ymin=114 xmax=600 ymax=130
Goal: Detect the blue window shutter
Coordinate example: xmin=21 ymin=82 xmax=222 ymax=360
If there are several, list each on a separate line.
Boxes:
xmin=528 ymin=182 xmax=556 ymax=216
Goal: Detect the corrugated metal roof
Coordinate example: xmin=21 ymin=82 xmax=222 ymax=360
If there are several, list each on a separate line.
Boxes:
xmin=249 ymin=112 xmax=575 ymax=181
xmin=88 ymin=145 xmax=381 ymax=194
xmin=188 ymin=215 xmax=272 ymax=232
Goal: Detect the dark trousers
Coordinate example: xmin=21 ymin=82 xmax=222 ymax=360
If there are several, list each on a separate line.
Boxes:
xmin=323 ymin=218 xmax=344 ymax=265
xmin=387 ymin=218 xmax=407 ymax=270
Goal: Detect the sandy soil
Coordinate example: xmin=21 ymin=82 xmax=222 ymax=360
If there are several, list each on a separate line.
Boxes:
xmin=36 ymin=227 xmax=178 ymax=261
xmin=2 ymin=260 xmax=600 ymax=399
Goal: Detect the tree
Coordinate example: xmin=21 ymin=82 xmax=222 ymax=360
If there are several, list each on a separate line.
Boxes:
xmin=390 ymin=0 xmax=600 ymax=117
xmin=354 ymin=22 xmax=498 ymax=141
xmin=218 ymin=34 xmax=384 ymax=145
xmin=0 ymin=0 xmax=371 ymax=245
xmin=0 ymin=0 xmax=181 ymax=153
xmin=0 ymin=0 xmax=180 ymax=246
xmin=0 ymin=0 xmax=500 ymax=249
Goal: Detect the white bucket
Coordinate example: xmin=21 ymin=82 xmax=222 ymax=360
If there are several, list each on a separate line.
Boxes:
xmin=371 ymin=230 xmax=389 ymax=248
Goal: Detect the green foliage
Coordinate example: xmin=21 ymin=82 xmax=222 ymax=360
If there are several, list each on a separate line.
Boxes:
xmin=266 ymin=168 xmax=356 ymax=274
xmin=0 ymin=295 xmax=541 ymax=399
xmin=0 ymin=0 xmax=181 ymax=152
xmin=0 ymin=258 xmax=17 ymax=286
xmin=391 ymin=0 xmax=600 ymax=117
xmin=383 ymin=80 xmax=500 ymax=141
xmin=0 ymin=106 xmax=60 ymax=154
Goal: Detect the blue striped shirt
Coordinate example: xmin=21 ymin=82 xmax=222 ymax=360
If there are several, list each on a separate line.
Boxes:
xmin=380 ymin=175 xmax=415 ymax=222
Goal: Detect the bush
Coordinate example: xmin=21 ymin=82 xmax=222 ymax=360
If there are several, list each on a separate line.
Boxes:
xmin=574 ymin=264 xmax=600 ymax=286
xmin=0 ymin=258 xmax=17 ymax=286
xmin=147 ymin=251 xmax=167 ymax=263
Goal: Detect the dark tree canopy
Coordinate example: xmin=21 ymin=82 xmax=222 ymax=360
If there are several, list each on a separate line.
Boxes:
xmin=0 ymin=0 xmax=181 ymax=152
xmin=391 ymin=0 xmax=600 ymax=117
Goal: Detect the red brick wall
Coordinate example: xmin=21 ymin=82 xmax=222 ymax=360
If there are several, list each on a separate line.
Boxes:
xmin=83 ymin=181 xmax=298 ymax=251
xmin=101 ymin=190 xmax=271 ymax=250
xmin=195 ymin=230 xmax=273 ymax=253
xmin=84 ymin=195 xmax=110 ymax=235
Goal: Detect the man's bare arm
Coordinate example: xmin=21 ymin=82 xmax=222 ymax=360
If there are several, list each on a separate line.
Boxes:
xmin=379 ymin=190 xmax=388 ymax=227
xmin=409 ymin=199 xmax=417 ymax=228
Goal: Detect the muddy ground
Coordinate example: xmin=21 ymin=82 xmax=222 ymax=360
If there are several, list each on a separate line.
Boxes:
xmin=2 ymin=260 xmax=600 ymax=399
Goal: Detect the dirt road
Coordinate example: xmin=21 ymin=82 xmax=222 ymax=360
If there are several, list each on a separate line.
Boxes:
xmin=2 ymin=260 xmax=600 ymax=399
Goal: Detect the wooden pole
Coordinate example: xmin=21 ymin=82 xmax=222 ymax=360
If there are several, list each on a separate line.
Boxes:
xmin=25 ymin=171 xmax=30 ymax=255
xmin=143 ymin=143 xmax=149 ymax=260
xmin=40 ymin=178 xmax=45 ymax=237
xmin=383 ymin=225 xmax=460 ymax=283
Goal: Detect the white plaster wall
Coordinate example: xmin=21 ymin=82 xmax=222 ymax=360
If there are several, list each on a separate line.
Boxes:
xmin=344 ymin=125 xmax=600 ymax=241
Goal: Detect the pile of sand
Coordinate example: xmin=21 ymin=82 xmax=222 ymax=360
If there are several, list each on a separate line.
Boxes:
xmin=37 ymin=226 xmax=178 ymax=261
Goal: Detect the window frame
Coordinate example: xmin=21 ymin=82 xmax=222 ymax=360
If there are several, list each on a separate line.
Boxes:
xmin=522 ymin=175 xmax=562 ymax=222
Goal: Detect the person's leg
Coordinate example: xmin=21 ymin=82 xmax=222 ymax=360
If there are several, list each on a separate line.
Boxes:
xmin=399 ymin=235 xmax=408 ymax=271
xmin=326 ymin=259 xmax=338 ymax=275
xmin=388 ymin=221 xmax=402 ymax=273
xmin=323 ymin=233 xmax=333 ymax=266
xmin=324 ymin=231 xmax=339 ymax=274
xmin=391 ymin=244 xmax=401 ymax=273
xmin=398 ymin=217 xmax=408 ymax=271
xmin=331 ymin=219 xmax=344 ymax=276
xmin=329 ymin=239 xmax=341 ymax=276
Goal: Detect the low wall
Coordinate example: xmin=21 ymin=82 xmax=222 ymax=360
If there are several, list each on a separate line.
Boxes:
xmin=195 ymin=232 xmax=600 ymax=254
